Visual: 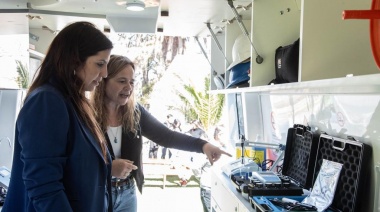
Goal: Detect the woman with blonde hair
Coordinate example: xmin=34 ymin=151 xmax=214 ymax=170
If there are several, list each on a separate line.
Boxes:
xmin=92 ymin=54 xmax=231 ymax=212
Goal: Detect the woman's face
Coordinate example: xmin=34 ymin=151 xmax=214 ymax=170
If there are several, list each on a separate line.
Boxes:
xmin=76 ymin=49 xmax=111 ymax=91
xmin=105 ymin=64 xmax=135 ymax=106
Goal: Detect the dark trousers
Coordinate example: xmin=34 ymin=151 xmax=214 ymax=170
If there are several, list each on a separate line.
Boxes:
xmin=161 ymin=147 xmax=172 ymax=159
xmin=149 ymin=148 xmax=158 ymax=159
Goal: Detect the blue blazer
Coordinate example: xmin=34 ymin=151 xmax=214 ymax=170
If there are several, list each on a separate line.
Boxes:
xmin=2 ymin=83 xmax=112 ymax=212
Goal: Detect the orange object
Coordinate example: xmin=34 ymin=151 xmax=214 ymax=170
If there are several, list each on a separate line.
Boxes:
xmin=342 ymin=10 xmax=380 ymax=19
xmin=342 ymin=0 xmax=380 ymax=69
xmin=370 ymin=0 xmax=380 ymax=69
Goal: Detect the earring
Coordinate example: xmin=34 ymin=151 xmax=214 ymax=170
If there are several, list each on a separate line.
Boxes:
xmin=74 ymin=70 xmax=76 ymax=75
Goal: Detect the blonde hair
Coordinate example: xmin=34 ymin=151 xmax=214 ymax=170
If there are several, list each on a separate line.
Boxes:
xmin=92 ymin=55 xmax=140 ymax=135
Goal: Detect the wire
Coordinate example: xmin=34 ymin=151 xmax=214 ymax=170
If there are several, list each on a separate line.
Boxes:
xmin=261 ymin=159 xmax=274 ymax=171
xmin=276 ymin=164 xmax=283 ymax=173
xmin=243 ymin=147 xmax=263 ymax=169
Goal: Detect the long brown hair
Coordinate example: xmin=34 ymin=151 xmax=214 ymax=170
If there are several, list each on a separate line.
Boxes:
xmin=92 ymin=55 xmax=140 ymax=135
xmin=28 ymin=21 xmax=113 ymax=161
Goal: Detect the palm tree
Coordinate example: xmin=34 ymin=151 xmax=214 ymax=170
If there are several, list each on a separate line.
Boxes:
xmin=15 ymin=60 xmax=29 ymax=89
xmin=113 ymin=34 xmax=187 ymax=109
xmin=174 ymin=75 xmax=224 ymax=131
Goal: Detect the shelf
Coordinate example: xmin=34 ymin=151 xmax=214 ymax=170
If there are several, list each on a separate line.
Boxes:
xmin=209 ymin=73 xmax=380 ymax=95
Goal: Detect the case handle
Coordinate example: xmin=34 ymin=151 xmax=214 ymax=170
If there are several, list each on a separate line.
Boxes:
xmin=332 ymin=138 xmax=346 ymax=151
xmin=347 ymin=135 xmax=358 ymax=142
xmin=295 ymin=127 xmax=304 ymax=136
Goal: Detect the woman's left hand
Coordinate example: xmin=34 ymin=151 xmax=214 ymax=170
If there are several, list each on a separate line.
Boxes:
xmin=202 ymin=143 xmax=232 ymax=165
xmin=111 ymin=159 xmax=138 ymax=179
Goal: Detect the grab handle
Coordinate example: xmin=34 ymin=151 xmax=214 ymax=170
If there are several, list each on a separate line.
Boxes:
xmin=342 ymin=10 xmax=380 ymax=20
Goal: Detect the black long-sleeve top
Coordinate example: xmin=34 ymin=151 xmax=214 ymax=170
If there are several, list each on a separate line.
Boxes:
xmin=105 ymin=103 xmax=208 ymax=193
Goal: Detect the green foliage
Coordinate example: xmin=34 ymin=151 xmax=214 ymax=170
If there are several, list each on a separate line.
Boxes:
xmin=114 ymin=34 xmax=186 ymax=106
xmin=139 ymin=79 xmax=156 ymax=107
xmin=175 ymin=75 xmax=224 ymax=131
xmin=15 ymin=60 xmax=29 ymax=89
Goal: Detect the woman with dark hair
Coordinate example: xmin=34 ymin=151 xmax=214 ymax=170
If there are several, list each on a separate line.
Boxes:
xmin=3 ymin=21 xmax=113 ymax=212
xmin=91 ymin=54 xmax=231 ymax=212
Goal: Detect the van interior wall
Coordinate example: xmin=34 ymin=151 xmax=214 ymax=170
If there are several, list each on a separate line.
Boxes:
xmin=250 ymin=0 xmax=378 ymax=86
xmin=301 ymin=0 xmax=378 ymax=80
xmin=222 ymin=0 xmax=380 ymax=210
xmin=250 ymin=0 xmax=300 ymax=86
xmin=237 ymin=89 xmax=379 ymax=212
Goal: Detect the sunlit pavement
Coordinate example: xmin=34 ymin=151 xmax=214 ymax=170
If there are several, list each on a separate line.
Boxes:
xmin=137 ymin=186 xmax=203 ymax=212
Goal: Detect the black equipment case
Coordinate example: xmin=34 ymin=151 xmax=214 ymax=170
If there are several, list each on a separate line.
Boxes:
xmin=233 ymin=124 xmax=320 ymax=197
xmin=312 ymin=134 xmax=372 ymax=212
xmin=282 ymin=124 xmax=320 ymax=190
xmin=246 ymin=124 xmax=320 ymax=210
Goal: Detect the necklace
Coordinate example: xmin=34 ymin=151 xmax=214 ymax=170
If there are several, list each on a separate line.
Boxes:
xmin=108 ymin=126 xmax=120 ymax=143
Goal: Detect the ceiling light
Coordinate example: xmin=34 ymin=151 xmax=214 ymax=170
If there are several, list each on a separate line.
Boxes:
xmin=126 ymin=0 xmax=145 ymax=12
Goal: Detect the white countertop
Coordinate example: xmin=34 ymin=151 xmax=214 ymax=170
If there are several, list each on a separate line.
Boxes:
xmin=212 ymin=167 xmax=255 ymax=211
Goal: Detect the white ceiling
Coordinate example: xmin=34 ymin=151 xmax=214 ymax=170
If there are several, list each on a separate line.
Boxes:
xmin=0 ymin=0 xmax=252 ymax=37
